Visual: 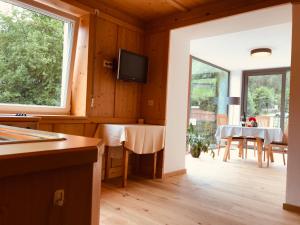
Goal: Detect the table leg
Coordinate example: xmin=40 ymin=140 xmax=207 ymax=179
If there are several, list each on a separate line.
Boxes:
xmin=153 ymin=152 xmax=157 ymax=179
xmin=256 ymin=138 xmax=263 ymax=168
xmin=223 ymin=137 xmax=232 ymax=162
xmin=105 ymin=146 xmax=111 ymax=181
xmin=122 ymin=147 xmax=129 ymax=187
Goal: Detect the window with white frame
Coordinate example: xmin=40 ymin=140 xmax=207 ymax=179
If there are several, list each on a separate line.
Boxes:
xmin=0 ymin=0 xmax=74 ymax=113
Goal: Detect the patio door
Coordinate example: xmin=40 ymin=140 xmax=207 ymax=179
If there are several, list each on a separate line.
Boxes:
xmin=188 ymin=56 xmax=230 ymax=145
xmin=242 ymin=68 xmax=290 ymax=130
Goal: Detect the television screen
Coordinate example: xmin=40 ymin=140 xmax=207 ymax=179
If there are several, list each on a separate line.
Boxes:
xmin=117 ymin=49 xmax=148 ymax=83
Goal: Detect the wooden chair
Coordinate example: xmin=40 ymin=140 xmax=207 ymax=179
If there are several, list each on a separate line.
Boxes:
xmin=267 ymin=127 xmax=288 ymax=167
xmin=245 ymin=116 xmax=271 ymax=159
xmin=217 ymin=114 xmax=228 ymax=156
xmin=217 ymin=114 xmax=244 ymax=158
xmin=256 ymin=116 xmax=271 ymax=127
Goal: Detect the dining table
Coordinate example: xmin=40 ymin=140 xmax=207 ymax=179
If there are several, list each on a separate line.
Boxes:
xmin=215 ymin=125 xmax=283 ymax=167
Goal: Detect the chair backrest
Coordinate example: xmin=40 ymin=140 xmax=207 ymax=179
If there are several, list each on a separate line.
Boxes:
xmin=256 ymin=116 xmax=271 ymax=127
xmin=217 ymin=114 xmax=228 ymax=126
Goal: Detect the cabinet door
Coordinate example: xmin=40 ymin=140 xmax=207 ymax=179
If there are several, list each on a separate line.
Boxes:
xmin=0 ymin=165 xmax=93 ymax=225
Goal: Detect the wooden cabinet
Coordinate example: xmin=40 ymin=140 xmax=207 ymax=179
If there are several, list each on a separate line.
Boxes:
xmin=0 ymin=116 xmax=40 ymax=129
xmin=0 ymin=127 xmax=103 ymax=225
xmin=0 ymin=165 xmax=94 ymax=225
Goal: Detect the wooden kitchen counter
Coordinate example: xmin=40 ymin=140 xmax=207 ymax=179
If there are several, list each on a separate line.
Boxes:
xmin=0 ymin=125 xmax=104 ymax=225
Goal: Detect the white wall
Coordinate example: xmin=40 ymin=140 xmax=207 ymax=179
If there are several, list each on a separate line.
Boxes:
xmin=285 ymin=3 xmax=300 ymax=207
xmin=228 ymin=71 xmax=242 ymax=125
xmin=164 ymin=31 xmax=190 ymax=173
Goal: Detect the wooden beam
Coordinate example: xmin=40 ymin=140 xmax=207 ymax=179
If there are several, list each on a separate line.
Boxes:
xmin=75 ymin=0 xmax=145 ymax=30
xmin=35 ymin=0 xmax=93 ymax=17
xmin=146 ymin=0 xmax=291 ymax=32
xmin=166 ymin=0 xmax=189 ymax=12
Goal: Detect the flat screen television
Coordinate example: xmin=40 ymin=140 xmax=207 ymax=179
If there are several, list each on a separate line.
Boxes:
xmin=117 ymin=49 xmax=148 ymax=83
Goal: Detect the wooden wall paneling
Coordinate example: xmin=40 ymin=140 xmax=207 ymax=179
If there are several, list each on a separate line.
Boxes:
xmin=38 ymin=123 xmax=54 ymax=132
xmin=90 ymin=18 xmax=118 ymax=117
xmin=84 ymin=123 xmax=98 ymax=137
xmin=89 ymin=117 xmax=138 ymax=124
xmin=141 ymin=31 xmax=169 ymax=124
xmin=114 ymin=27 xmax=144 ymax=119
xmin=53 ymin=124 xmax=85 ymax=136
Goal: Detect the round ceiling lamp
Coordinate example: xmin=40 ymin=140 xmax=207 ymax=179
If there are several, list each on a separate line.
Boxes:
xmin=250 ymin=48 xmax=272 ymax=57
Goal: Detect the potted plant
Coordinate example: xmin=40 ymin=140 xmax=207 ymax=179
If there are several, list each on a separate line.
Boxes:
xmin=187 ymin=124 xmax=215 ymax=158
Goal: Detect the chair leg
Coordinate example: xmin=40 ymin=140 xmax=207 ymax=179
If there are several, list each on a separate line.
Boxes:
xmin=122 ymin=148 xmax=129 ymax=188
xmin=245 ymin=140 xmax=248 ymax=159
xmin=238 ymin=140 xmax=244 ymax=159
xmin=282 ymin=148 xmax=286 ymax=166
xmin=223 ymin=138 xmax=232 ymax=162
xmin=254 ymin=142 xmax=256 ymax=157
xmin=256 ymin=138 xmax=263 ymax=168
xmin=263 ymin=147 xmax=266 ymax=162
xmin=267 ymin=145 xmax=271 ymax=167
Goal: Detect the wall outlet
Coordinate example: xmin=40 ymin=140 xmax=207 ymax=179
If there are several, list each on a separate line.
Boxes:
xmin=103 ymin=60 xmax=113 ymax=69
xmin=53 ymin=189 xmax=64 ymax=207
xmin=148 ymin=100 xmax=154 ymax=106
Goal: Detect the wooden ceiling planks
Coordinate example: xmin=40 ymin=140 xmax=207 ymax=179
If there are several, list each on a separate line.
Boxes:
xmin=146 ymin=0 xmax=291 ymax=32
xmin=96 ymin=0 xmax=214 ymax=21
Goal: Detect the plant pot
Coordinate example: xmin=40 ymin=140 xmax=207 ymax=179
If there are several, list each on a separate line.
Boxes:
xmin=190 ymin=147 xmax=201 ymax=158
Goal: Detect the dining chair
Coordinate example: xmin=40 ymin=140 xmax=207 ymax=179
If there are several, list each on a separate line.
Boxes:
xmin=256 ymin=116 xmax=271 ymax=127
xmin=245 ymin=116 xmax=271 ymax=159
xmin=217 ymin=114 xmax=228 ymax=156
xmin=267 ymin=127 xmax=288 ymax=167
xmin=217 ymin=114 xmax=244 ymax=158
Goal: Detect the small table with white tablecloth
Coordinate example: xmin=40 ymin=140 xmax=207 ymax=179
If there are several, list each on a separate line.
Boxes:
xmin=215 ymin=125 xmax=283 ymax=167
xmin=94 ymin=124 xmax=165 ymax=186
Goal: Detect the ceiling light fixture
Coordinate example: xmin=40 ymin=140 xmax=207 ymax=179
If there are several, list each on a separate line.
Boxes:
xmin=250 ymin=48 xmax=272 ymax=57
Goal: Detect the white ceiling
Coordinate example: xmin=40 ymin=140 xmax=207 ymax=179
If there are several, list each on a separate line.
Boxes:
xmin=185 ymin=4 xmax=292 ymax=71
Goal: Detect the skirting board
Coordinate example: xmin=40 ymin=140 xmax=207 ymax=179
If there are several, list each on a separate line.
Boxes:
xmin=283 ymin=203 xmax=300 ymax=214
xmin=163 ymin=169 xmax=187 ymax=179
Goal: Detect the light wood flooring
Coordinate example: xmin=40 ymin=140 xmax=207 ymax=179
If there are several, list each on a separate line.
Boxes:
xmin=100 ymin=149 xmax=300 ymax=225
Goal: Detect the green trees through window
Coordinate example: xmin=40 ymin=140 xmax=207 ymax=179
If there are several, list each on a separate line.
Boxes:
xmin=244 ymin=69 xmax=290 ymax=129
xmin=0 ymin=1 xmax=72 ymax=107
xmin=189 ymin=57 xmax=229 ymax=144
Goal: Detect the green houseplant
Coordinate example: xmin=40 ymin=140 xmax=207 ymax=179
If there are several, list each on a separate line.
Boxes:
xmin=187 ymin=124 xmax=215 ymax=158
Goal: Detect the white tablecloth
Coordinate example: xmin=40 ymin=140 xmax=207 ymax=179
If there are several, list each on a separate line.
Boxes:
xmin=94 ymin=124 xmax=165 ymax=154
xmin=215 ymin=125 xmax=283 ymax=145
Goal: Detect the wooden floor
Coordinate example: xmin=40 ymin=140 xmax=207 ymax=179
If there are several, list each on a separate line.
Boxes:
xmin=100 ymin=149 xmax=300 ymax=225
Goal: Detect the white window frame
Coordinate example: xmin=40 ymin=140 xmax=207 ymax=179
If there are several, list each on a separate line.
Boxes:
xmin=0 ymin=0 xmax=78 ymax=115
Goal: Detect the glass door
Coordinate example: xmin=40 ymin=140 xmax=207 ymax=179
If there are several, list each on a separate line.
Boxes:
xmin=188 ymin=56 xmax=230 ymax=145
xmin=242 ymin=68 xmax=290 ymax=129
